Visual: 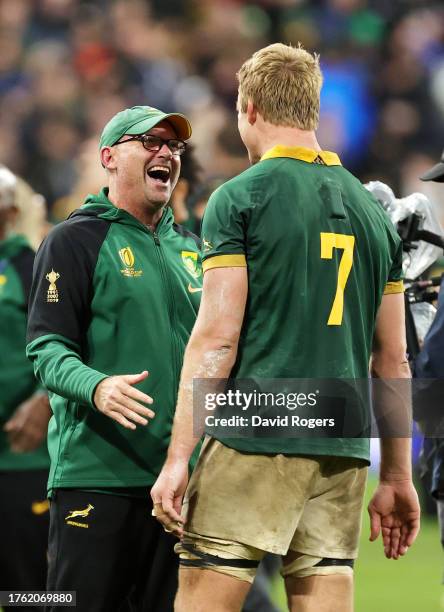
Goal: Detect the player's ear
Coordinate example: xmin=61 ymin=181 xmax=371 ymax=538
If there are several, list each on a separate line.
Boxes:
xmin=100 ymin=146 xmax=116 ymax=170
xmin=246 ymin=99 xmax=257 ymax=125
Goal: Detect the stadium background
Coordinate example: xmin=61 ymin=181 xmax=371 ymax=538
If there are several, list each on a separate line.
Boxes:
xmin=1 ymin=0 xmax=443 ymax=610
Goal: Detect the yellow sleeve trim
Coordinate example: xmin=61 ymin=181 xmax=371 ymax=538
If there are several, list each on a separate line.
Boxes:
xmin=203 ymin=254 xmax=247 ymax=273
xmin=384 ymin=280 xmax=404 ymax=295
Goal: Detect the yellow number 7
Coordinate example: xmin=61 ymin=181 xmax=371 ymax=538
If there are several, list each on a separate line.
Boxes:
xmin=320 ymin=233 xmax=355 ymax=326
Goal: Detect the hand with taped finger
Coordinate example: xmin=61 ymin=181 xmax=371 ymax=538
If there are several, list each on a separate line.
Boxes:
xmin=151 ymin=503 xmax=183 ymax=537
xmin=151 ymin=458 xmax=189 ymax=537
xmin=93 ymin=370 xmax=155 ymax=430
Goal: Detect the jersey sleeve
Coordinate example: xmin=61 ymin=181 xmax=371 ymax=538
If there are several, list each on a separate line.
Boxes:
xmin=201 ymin=186 xmax=248 ymax=273
xmin=27 ymin=221 xmax=95 ymax=347
xmin=384 ymin=238 xmax=404 ymax=295
xmin=26 ymin=219 xmax=109 ymax=408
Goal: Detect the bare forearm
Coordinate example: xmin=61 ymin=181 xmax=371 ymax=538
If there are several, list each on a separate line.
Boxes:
xmin=379 ymin=437 xmax=412 ymax=481
xmin=372 ymin=355 xmax=412 ymax=480
xmin=167 ymin=335 xmax=238 ymax=463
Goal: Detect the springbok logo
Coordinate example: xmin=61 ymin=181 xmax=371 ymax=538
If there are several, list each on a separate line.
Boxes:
xmin=181 ymin=251 xmax=201 ymax=280
xmin=202 ymin=238 xmax=213 ymax=253
xmin=118 ymin=246 xmax=143 ymax=277
xmin=65 ymin=504 xmax=95 ymax=528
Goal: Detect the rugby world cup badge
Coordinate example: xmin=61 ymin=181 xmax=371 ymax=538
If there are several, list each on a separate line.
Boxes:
xmin=119 ymin=246 xmax=143 ymax=277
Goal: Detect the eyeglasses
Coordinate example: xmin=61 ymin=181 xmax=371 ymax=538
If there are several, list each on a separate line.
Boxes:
xmin=113 ymin=134 xmax=187 ymax=156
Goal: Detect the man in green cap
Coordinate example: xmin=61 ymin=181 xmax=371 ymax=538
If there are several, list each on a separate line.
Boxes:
xmin=26 ymin=106 xmax=202 ymax=611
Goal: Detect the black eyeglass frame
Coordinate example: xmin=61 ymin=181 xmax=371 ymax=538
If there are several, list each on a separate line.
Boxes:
xmin=113 ymin=134 xmax=187 ymax=156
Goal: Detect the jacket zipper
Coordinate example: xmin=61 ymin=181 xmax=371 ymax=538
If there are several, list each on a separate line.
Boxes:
xmin=152 ymin=231 xmax=180 ymax=391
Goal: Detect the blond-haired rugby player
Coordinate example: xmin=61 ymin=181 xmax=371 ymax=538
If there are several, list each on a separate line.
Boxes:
xmin=152 ymin=43 xmax=420 ymax=612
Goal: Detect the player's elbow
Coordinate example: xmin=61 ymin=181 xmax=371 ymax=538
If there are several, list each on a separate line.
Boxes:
xmin=371 ymin=344 xmax=411 ymax=379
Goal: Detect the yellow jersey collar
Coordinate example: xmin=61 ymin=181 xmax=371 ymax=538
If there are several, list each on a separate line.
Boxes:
xmin=260 ymin=145 xmax=341 ymax=166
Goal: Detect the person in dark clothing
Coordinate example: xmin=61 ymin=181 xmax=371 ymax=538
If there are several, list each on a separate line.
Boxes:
xmin=0 ymin=165 xmax=51 ymax=609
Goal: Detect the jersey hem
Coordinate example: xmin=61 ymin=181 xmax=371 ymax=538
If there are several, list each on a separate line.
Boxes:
xmin=48 ymin=476 xmax=157 ymax=491
xmin=212 ymin=437 xmax=370 ymax=465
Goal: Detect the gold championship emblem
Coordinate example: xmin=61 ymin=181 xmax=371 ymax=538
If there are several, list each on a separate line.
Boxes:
xmin=181 ymin=251 xmax=201 ymax=280
xmin=119 ymin=247 xmax=142 ymax=277
xmin=46 ymin=269 xmax=60 ymax=302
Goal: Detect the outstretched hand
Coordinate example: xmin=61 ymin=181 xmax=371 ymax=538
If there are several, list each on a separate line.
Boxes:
xmin=94 ymin=370 xmax=154 ymax=430
xmin=368 ymin=479 xmax=420 ymax=559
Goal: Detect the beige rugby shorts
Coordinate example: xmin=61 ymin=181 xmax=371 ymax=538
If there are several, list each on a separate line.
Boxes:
xmin=176 ymin=437 xmax=368 ymax=582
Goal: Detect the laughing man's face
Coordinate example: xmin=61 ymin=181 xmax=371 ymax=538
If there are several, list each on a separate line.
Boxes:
xmin=112 ymin=121 xmax=181 ymax=209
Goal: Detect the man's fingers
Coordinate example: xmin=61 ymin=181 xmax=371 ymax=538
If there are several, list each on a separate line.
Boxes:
xmin=368 ymin=508 xmax=381 ymax=542
xmin=173 ymin=496 xmax=183 ymax=519
xmin=122 ymin=384 xmax=154 ymax=407
xmin=152 ymin=503 xmax=183 ymax=537
xmin=161 ymin=496 xmax=184 ymax=525
xmin=119 ymin=406 xmax=148 ymax=426
xmin=381 ymin=525 xmax=392 ymax=557
xmin=105 ymin=396 xmax=153 ymax=427
xmin=109 ymin=410 xmax=136 ymax=430
xmin=122 ymin=370 xmax=149 ymax=386
xmin=404 ymin=518 xmax=420 ymax=548
xmin=389 ymin=526 xmax=401 ymax=559
xmin=398 ymin=524 xmax=410 ymax=556
xmin=121 ymin=393 xmax=155 ymax=418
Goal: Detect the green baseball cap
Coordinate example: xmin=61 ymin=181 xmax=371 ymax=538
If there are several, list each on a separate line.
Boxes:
xmin=99 ymin=105 xmax=192 ymax=149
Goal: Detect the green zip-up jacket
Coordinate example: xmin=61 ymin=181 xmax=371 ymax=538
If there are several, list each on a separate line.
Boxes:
xmin=0 ymin=234 xmax=49 ymax=470
xmin=26 ymin=189 xmax=202 ymax=493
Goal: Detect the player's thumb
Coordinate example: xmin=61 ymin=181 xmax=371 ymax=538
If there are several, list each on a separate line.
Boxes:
xmin=123 ymin=370 xmax=149 ymax=385
xmin=368 ymin=507 xmax=381 ymax=541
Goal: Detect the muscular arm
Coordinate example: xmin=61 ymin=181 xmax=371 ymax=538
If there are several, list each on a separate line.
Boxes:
xmin=371 ymin=292 xmax=412 ymax=478
xmin=169 ymin=266 xmax=248 ymax=461
xmin=151 ymin=266 xmax=247 ymax=529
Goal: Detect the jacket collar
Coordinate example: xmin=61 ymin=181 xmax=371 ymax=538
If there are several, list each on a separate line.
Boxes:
xmin=77 ymin=188 xmax=174 ymax=235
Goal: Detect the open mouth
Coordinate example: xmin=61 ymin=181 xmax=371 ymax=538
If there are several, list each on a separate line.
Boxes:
xmin=147 ymin=166 xmax=171 ymax=184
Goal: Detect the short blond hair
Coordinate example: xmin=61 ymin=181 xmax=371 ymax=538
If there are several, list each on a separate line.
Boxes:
xmin=237 ymin=43 xmax=323 ymax=130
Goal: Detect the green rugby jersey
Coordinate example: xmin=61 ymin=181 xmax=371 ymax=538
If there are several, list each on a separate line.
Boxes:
xmin=0 ymin=234 xmax=49 ymax=470
xmin=26 ymin=189 xmax=202 ymax=493
xmin=201 ymin=145 xmax=403 ymax=461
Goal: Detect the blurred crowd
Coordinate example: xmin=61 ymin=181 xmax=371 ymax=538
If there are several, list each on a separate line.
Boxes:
xmin=0 ymin=0 xmax=443 ymax=228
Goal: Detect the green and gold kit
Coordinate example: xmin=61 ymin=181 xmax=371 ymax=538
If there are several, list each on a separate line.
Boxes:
xmin=0 ymin=234 xmax=49 ymax=470
xmin=26 ymin=189 xmax=202 ymax=493
xmin=201 ymin=146 xmax=403 ymax=462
